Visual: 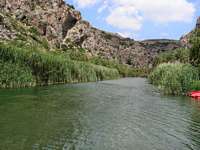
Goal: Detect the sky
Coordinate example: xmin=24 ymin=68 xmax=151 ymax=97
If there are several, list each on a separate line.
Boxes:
xmin=66 ymin=0 xmax=200 ymax=40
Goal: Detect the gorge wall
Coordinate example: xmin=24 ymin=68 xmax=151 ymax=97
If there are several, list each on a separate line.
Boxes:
xmin=0 ymin=0 xmax=184 ymax=67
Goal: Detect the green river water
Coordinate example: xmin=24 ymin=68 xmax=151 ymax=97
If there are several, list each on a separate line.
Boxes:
xmin=0 ymin=78 xmax=200 ymax=150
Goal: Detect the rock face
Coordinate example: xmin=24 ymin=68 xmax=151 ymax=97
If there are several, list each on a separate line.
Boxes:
xmin=65 ymin=20 xmax=181 ymax=67
xmin=0 ymin=0 xmax=182 ymax=67
xmin=0 ymin=0 xmax=81 ymax=46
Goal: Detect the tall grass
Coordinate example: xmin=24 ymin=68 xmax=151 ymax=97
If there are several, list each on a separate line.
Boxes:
xmin=148 ymin=63 xmax=199 ymax=95
xmin=0 ymin=60 xmax=35 ymax=88
xmin=0 ymin=42 xmax=119 ymax=87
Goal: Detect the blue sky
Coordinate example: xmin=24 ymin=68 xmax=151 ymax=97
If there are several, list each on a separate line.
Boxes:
xmin=66 ymin=0 xmax=200 ymax=40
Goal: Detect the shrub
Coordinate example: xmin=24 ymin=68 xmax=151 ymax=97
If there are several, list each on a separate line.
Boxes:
xmin=153 ymin=48 xmax=190 ymax=67
xmin=28 ymin=26 xmax=40 ymax=36
xmin=148 ymin=63 xmax=199 ymax=95
xmin=190 ymin=29 xmax=200 ymax=66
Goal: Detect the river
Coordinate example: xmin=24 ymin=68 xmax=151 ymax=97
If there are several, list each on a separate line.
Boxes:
xmin=0 ymin=78 xmax=200 ymax=150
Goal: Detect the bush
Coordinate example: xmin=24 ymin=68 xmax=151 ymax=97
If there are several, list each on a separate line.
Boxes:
xmin=190 ymin=29 xmax=200 ymax=66
xmin=148 ymin=63 xmax=199 ymax=95
xmin=153 ymin=48 xmax=190 ymax=67
xmin=0 ymin=60 xmax=35 ymax=88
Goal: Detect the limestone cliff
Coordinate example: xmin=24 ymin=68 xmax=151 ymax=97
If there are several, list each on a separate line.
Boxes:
xmin=0 ymin=0 xmax=182 ymax=68
xmin=0 ymin=0 xmax=81 ymax=46
xmin=64 ymin=19 xmax=181 ymax=68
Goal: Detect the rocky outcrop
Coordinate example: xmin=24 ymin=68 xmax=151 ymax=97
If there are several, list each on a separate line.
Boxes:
xmin=0 ymin=0 xmax=182 ymax=67
xmin=65 ymin=20 xmax=181 ymax=67
xmin=0 ymin=0 xmax=81 ymax=46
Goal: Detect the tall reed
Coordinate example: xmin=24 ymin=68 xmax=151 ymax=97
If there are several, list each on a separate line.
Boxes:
xmin=148 ymin=63 xmax=199 ymax=95
xmin=0 ymin=60 xmax=35 ymax=88
xmin=0 ymin=41 xmax=119 ymax=87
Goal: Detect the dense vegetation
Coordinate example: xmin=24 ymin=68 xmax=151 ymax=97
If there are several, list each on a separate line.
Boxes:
xmin=189 ymin=29 xmax=200 ymax=66
xmin=0 ymin=41 xmax=119 ymax=88
xmin=0 ymin=60 xmax=35 ymax=88
xmin=149 ymin=63 xmax=199 ymax=95
xmin=153 ymin=48 xmax=190 ymax=67
xmin=149 ymin=29 xmax=200 ymax=95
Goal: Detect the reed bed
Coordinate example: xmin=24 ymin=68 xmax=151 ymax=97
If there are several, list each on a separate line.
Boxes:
xmin=148 ymin=63 xmax=199 ymax=95
xmin=0 ymin=60 xmax=35 ymax=88
xmin=0 ymin=42 xmax=119 ymax=88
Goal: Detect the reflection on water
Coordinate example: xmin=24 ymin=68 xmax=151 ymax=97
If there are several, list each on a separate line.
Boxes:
xmin=0 ymin=78 xmax=200 ymax=150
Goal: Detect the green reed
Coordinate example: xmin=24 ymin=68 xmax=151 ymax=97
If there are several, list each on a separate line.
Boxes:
xmin=0 ymin=60 xmax=36 ymax=88
xmin=0 ymin=42 xmax=119 ymax=87
xmin=148 ymin=63 xmax=199 ymax=95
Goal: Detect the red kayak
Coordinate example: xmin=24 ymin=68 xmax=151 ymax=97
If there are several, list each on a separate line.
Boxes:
xmin=188 ymin=91 xmax=200 ymax=99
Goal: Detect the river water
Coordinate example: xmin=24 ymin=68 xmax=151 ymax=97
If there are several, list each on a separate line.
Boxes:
xmin=0 ymin=78 xmax=200 ymax=150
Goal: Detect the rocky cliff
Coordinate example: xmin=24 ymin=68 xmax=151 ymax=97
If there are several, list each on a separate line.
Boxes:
xmin=64 ymin=20 xmax=181 ymax=67
xmin=0 ymin=0 xmax=182 ymax=68
xmin=0 ymin=0 xmax=81 ymax=46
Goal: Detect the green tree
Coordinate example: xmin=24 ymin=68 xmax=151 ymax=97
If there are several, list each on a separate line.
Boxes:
xmin=189 ymin=29 xmax=200 ymax=66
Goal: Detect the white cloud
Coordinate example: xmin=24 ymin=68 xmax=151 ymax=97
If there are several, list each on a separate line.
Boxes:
xmin=106 ymin=5 xmax=143 ymax=31
xmin=74 ymin=0 xmax=97 ymax=8
xmin=111 ymin=0 xmax=195 ymax=23
xmin=117 ymin=32 xmax=132 ymax=38
xmin=71 ymin=0 xmax=196 ymax=33
xmin=105 ymin=0 xmax=195 ymax=31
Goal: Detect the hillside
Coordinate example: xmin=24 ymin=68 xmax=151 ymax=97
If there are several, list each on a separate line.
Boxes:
xmin=0 ymin=0 xmax=182 ymax=68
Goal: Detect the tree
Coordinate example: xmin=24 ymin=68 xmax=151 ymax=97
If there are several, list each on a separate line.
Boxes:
xmin=190 ymin=29 xmax=200 ymax=66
